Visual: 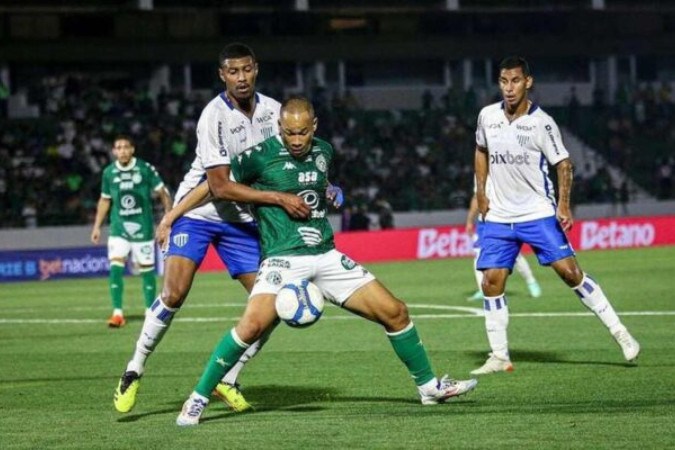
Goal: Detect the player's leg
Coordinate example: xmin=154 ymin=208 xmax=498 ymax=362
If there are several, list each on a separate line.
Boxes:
xmin=114 ymin=218 xmax=209 ymax=413
xmin=211 ymin=222 xmax=269 ymax=411
xmin=525 ymin=216 xmax=639 ymax=362
xmin=131 ymin=241 xmax=157 ymax=309
xmin=514 ymin=252 xmax=542 ymax=298
xmin=319 ymin=250 xmax=477 ymax=405
xmin=472 ymin=221 xmax=520 ymax=374
xmin=107 ymin=236 xmax=130 ymax=327
xmin=468 ymin=247 xmax=484 ymax=301
xmin=178 ymin=293 xmax=279 ymax=426
xmin=551 ymin=256 xmax=640 ymax=362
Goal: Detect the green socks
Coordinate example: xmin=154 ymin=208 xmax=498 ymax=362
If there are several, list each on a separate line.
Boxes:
xmin=195 ymin=330 xmax=250 ymax=398
xmin=387 ymin=323 xmax=435 ymax=386
xmin=140 ymin=269 xmax=156 ymax=309
xmin=109 ymin=263 xmax=125 ymax=310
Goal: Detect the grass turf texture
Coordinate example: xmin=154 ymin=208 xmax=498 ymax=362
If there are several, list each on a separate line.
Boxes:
xmin=1 ymin=247 xmax=674 ymax=449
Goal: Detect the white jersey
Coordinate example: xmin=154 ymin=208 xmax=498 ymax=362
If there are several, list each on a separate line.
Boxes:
xmin=175 ymin=92 xmax=281 ymax=223
xmin=475 ymin=101 xmax=569 ymax=223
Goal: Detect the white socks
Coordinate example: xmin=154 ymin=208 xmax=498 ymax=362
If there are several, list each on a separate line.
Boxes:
xmin=573 ymin=274 xmax=623 ymax=334
xmin=483 ymin=295 xmax=510 ymax=361
xmin=126 ymin=297 xmax=178 ymax=374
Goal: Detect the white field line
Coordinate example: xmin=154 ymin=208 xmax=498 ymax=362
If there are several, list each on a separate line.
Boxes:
xmin=0 ymin=302 xmax=674 ymax=325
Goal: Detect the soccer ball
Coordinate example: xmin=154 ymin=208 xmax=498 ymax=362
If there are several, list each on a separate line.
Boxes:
xmin=275 ymin=279 xmax=325 ymax=328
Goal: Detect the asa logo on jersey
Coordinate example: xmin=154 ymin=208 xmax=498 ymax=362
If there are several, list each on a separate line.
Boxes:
xmin=490 ymin=150 xmax=531 ymax=166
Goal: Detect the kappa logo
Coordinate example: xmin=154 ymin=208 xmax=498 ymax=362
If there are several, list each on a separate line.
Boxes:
xmin=173 ymin=233 xmax=189 ymax=248
xmin=283 ymin=162 xmax=297 ymax=170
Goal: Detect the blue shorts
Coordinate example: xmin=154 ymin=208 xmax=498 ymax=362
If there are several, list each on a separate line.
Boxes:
xmin=476 ymin=216 xmax=575 ymax=271
xmin=473 ymin=221 xmax=485 ymax=249
xmin=166 ymin=217 xmax=261 ymax=278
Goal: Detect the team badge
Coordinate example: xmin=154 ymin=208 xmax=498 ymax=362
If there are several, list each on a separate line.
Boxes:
xmin=315 ymin=154 xmax=327 ymax=173
xmin=172 ymin=233 xmax=189 ymax=248
xmin=132 ymin=173 xmax=142 ymax=184
xmin=341 ymin=255 xmax=357 ymax=270
xmin=266 ymin=271 xmax=283 ymax=286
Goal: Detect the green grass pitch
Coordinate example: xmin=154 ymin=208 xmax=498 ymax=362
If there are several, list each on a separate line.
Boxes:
xmin=1 ymin=247 xmax=674 ymax=449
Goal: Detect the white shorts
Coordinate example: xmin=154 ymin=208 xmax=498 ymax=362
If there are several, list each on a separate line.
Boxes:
xmin=107 ymin=236 xmax=155 ymax=266
xmin=250 ymin=249 xmax=376 ymax=306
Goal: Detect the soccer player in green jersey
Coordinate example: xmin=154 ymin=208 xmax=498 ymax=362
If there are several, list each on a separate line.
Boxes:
xmin=91 ymin=135 xmax=172 ymax=328
xmin=175 ymin=97 xmax=477 ymax=426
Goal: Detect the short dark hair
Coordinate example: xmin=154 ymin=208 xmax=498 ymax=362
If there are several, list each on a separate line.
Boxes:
xmin=114 ymin=134 xmax=134 ymax=147
xmin=219 ymin=43 xmax=256 ymax=66
xmin=499 ymin=56 xmax=531 ymax=77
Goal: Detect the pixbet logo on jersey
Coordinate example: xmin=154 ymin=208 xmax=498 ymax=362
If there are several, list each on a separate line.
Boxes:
xmin=490 ymin=150 xmax=531 ymax=165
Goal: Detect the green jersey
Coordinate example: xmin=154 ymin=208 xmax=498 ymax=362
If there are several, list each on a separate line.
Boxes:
xmin=231 ymin=135 xmax=335 ymax=259
xmin=100 ymin=157 xmax=165 ymax=242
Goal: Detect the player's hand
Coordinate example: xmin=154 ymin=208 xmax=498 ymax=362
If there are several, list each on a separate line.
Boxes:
xmin=557 ymin=204 xmax=574 ymax=232
xmin=156 ymin=215 xmax=173 ymax=250
xmin=476 ymin=192 xmax=490 ymax=217
xmin=279 ymin=193 xmax=311 ymax=219
xmin=91 ymin=228 xmax=100 ymax=244
xmin=326 ymin=184 xmax=344 ymax=208
xmin=465 ymin=222 xmax=475 ymax=236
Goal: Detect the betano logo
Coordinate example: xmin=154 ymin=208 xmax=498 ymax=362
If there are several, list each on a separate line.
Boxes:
xmin=580 ymin=221 xmax=655 ymax=250
xmin=417 ymin=229 xmax=473 ymax=259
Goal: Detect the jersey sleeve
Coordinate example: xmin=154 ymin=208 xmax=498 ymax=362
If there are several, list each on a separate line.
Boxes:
xmin=475 ymin=109 xmax=487 ymax=148
xmin=230 ymin=144 xmax=265 ymax=185
xmin=196 ymin=104 xmax=232 ymax=169
xmin=538 ymin=116 xmax=569 ymax=165
xmin=143 ymin=162 xmax=165 ymax=191
xmin=100 ymin=168 xmax=111 ymax=199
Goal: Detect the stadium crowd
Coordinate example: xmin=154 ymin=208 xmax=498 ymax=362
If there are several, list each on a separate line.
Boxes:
xmin=1 ymin=73 xmax=672 ymax=229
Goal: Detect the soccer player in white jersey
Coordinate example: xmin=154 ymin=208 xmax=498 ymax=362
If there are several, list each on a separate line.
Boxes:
xmin=471 ymin=56 xmax=639 ymax=375
xmin=113 ymin=43 xmax=310 ymax=413
xmin=466 ymin=185 xmax=541 ymax=302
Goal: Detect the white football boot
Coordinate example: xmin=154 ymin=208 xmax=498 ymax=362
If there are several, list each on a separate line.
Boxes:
xmin=470 ymin=353 xmax=514 ymax=375
xmin=419 ymin=375 xmax=478 ymax=405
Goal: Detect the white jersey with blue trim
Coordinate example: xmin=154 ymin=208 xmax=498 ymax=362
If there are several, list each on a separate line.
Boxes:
xmin=475 ymin=101 xmax=569 ymax=223
xmin=175 ymin=92 xmax=281 ymax=223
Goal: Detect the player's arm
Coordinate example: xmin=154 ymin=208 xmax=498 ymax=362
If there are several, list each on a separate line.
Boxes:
xmin=555 ymin=158 xmax=574 ymax=232
xmin=155 ymin=185 xmax=173 ymax=215
xmin=474 ymin=145 xmax=490 ymax=216
xmin=207 ymin=164 xmax=310 ymax=217
xmin=91 ymin=197 xmax=111 ymax=244
xmin=465 ymin=194 xmax=479 ymax=235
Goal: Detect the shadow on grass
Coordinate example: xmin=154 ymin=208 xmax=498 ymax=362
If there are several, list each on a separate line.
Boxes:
xmin=116 ymin=384 xmax=479 ymax=423
xmin=466 ymin=350 xmax=638 ymax=368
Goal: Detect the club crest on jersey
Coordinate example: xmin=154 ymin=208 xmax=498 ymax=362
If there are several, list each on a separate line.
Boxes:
xmin=266 ymin=271 xmax=283 ymax=286
xmin=132 ymin=173 xmax=142 ymax=184
xmin=173 ymin=233 xmax=189 ymax=248
xmin=517 ymin=135 xmax=530 ymax=146
xmin=315 ymin=154 xmax=327 ymax=173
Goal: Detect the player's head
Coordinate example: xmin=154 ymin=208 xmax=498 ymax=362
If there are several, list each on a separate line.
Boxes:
xmin=498 ymin=56 xmax=533 ymax=109
xmin=112 ymin=135 xmax=135 ymax=165
xmin=279 ymin=96 xmax=317 ymax=159
xmin=218 ymin=43 xmax=258 ymax=103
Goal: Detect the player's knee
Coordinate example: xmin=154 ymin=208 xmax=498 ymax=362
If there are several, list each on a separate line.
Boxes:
xmin=380 ymin=298 xmax=409 ymax=330
xmin=557 ymin=266 xmax=583 ymax=287
xmin=235 ymin=319 xmax=266 ymax=344
xmin=161 ymin=283 xmax=188 ymax=308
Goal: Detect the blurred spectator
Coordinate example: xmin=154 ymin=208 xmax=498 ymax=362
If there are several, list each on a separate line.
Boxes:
xmin=375 ymin=198 xmax=394 ymax=229
xmin=349 ymin=204 xmax=371 ymax=231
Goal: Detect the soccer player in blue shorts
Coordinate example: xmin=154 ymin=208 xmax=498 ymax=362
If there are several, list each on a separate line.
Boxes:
xmin=465 ymin=190 xmax=541 ymax=301
xmin=471 ymin=56 xmax=639 ymax=375
xmin=113 ymin=43 xmax=311 ymax=413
